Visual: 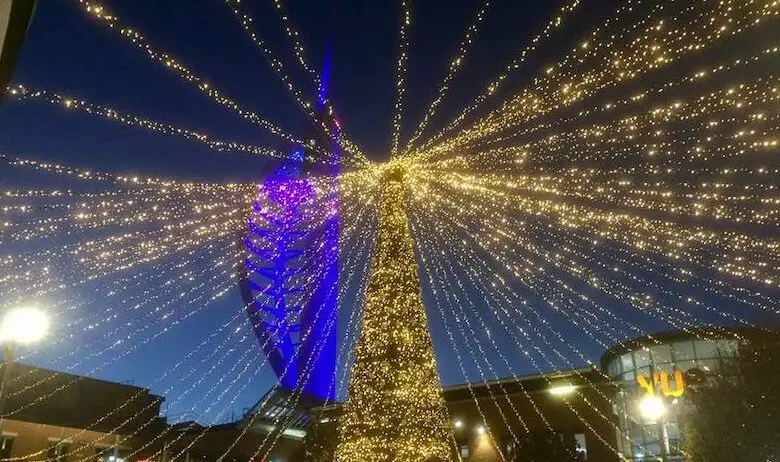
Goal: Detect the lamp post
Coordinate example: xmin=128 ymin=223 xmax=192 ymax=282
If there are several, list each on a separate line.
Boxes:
xmin=639 ymin=394 xmax=669 ymax=461
xmin=0 ymin=307 xmax=48 ymax=435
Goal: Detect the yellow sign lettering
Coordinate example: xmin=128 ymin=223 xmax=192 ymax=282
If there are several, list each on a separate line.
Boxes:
xmin=635 ymin=368 xmax=686 ymax=398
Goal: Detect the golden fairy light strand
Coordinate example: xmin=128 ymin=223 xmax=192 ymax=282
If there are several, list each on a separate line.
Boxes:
xmin=5 ymin=85 xmax=291 ymax=161
xmin=1 ymin=208 xmax=240 ymax=302
xmin=4 ymin=255 xmax=240 ymax=420
xmin=6 ymin=301 xmax=260 ymax=462
xmin=412 ymin=201 xmax=644 ymax=454
xmin=412 ymin=196 xmax=637 ymax=416
xmin=1 ymin=153 xmax=255 ymax=190
xmin=390 ymin=0 xmax=412 ymax=157
xmin=1 ymin=187 xmax=354 ymax=436
xmin=142 ymin=193 xmax=374 ymax=462
xmin=270 ymin=0 xmax=318 ymax=79
xmin=414 ymin=173 xmax=767 ymax=350
xmin=11 ymin=240 xmax=235 ymax=375
xmin=420 ymin=185 xmax=744 ymax=444
xmin=251 ymin=207 xmax=382 ymax=461
xmin=4 ymin=241 xmax=241 ymax=400
xmin=406 ymin=0 xmax=584 ymax=154
xmin=222 ymin=0 xmax=370 ymax=166
xmin=402 ymin=0 xmax=492 ymax=152
xmin=70 ymin=0 xmax=358 ymax=162
xmin=418 ymin=0 xmax=780 ymax=160
xmin=420 ymin=178 xmax=776 ymax=330
xmin=420 ymin=170 xmax=779 ymax=286
xmin=333 ymin=206 xmax=379 ymax=398
xmin=492 ymin=78 xmax=780 ymax=170
xmin=445 ymin=45 xmax=780 ymax=168
xmin=407 ymin=159 xmax=763 ymax=352
xmin=413 ymin=203 xmax=552 ymax=445
xmin=59 ymin=239 xmax=335 ymax=462
xmin=410 ymin=205 xmax=535 ymax=436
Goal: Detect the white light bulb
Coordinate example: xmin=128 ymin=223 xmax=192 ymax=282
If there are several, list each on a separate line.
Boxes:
xmin=0 ymin=307 xmax=49 ymax=344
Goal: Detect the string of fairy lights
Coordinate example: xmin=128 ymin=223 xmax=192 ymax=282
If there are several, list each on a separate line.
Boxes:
xmin=389 ymin=0 xmax=412 ymax=157
xmin=0 ymin=172 xmax=370 ymax=462
xmin=412 ymin=0 xmax=780 ymax=161
xmin=402 ymin=0 xmax=492 ymax=153
xmin=4 ymin=85 xmax=287 ymax=161
xmin=1 ymin=0 xmax=779 ymax=460
xmin=220 ymin=0 xmax=370 ymax=165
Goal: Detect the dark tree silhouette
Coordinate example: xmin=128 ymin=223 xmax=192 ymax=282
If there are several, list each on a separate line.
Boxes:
xmin=683 ymin=337 xmax=780 ymax=462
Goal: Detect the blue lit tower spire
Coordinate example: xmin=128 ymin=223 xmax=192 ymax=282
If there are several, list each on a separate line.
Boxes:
xmin=238 ymin=43 xmax=340 ymax=403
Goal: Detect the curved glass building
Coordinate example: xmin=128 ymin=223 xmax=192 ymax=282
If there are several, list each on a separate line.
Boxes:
xmin=600 ymin=328 xmax=764 ymax=461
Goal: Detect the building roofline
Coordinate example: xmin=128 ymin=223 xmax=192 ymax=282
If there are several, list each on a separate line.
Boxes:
xmin=12 ymin=362 xmax=163 ymax=400
xmin=442 ymin=366 xmax=597 ymax=393
xmin=599 ymin=326 xmax=779 ymax=370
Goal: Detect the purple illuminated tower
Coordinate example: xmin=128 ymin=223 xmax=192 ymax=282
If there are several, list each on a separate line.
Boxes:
xmin=238 ymin=107 xmax=340 ymax=404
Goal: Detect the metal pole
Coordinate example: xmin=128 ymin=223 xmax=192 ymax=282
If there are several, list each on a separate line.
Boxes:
xmin=658 ymin=415 xmax=670 ymax=462
xmin=0 ymin=342 xmax=16 ymax=437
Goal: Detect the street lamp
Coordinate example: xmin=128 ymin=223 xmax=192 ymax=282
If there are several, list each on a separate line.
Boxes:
xmin=0 ymin=307 xmax=48 ymax=432
xmin=639 ymin=395 xmax=670 ymax=462
xmin=638 ymin=395 xmax=666 ymax=421
xmin=0 ymin=307 xmax=48 ymax=347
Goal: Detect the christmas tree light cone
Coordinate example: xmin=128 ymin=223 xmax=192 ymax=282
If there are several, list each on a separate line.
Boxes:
xmin=336 ymin=167 xmax=458 ymax=462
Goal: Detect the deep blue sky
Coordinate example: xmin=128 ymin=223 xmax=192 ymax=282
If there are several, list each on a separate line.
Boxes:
xmin=0 ymin=0 xmax=662 ymax=423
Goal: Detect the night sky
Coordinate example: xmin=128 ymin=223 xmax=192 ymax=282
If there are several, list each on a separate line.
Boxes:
xmin=0 ymin=0 xmax=670 ymax=423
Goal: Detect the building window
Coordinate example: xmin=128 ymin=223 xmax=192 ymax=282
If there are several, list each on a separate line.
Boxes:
xmin=46 ymin=443 xmax=69 ymax=462
xmin=608 ymin=360 xmax=619 ymax=377
xmin=673 ymin=341 xmax=696 ymax=362
xmin=634 ymin=349 xmax=652 ymax=369
xmin=650 ymin=345 xmax=673 ymax=364
xmin=0 ymin=436 xmax=14 ymax=461
xmin=620 ymin=353 xmax=634 ymax=372
xmin=718 ymin=339 xmax=739 ymax=357
xmin=694 ymin=340 xmax=719 ymax=360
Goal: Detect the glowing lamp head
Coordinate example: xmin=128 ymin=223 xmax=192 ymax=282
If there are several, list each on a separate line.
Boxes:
xmin=548 ymin=384 xmax=576 ymax=396
xmin=476 ymin=425 xmax=486 ymax=435
xmin=0 ymin=307 xmax=48 ymax=344
xmin=639 ymin=395 xmax=666 ymax=421
xmin=453 ymin=419 xmax=463 ymax=429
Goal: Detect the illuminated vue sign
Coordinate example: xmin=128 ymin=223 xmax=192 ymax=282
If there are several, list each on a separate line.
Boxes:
xmin=636 ymin=369 xmax=686 ymax=398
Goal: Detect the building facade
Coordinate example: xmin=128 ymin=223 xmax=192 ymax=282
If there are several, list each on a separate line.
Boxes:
xmin=0 ymin=363 xmax=165 ymax=462
xmin=443 ymin=369 xmax=618 ymax=462
xmin=600 ymin=328 xmax=771 ymax=461
xmin=4 ymin=327 xmax=775 ymax=462
xmin=305 ymin=369 xmax=621 ymax=462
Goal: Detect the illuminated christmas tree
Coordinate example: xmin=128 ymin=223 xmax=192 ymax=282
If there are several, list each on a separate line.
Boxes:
xmin=336 ymin=167 xmax=457 ymax=462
